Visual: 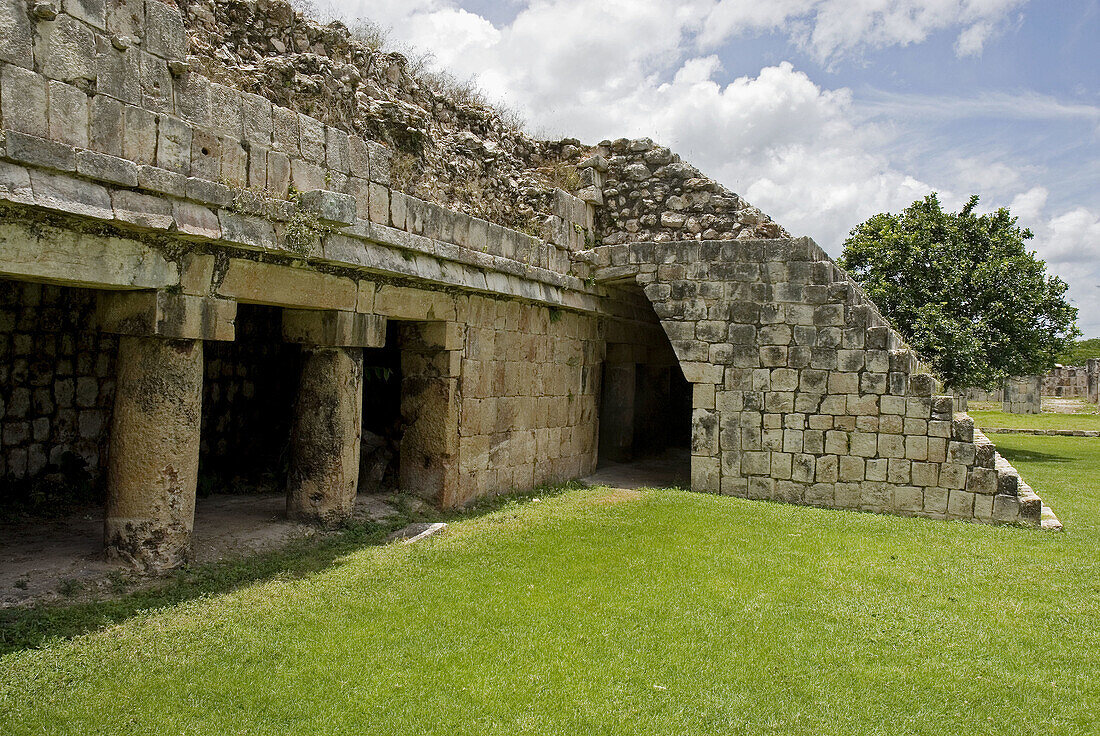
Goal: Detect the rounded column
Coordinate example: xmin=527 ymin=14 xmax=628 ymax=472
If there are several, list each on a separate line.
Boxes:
xmin=105 ymin=336 xmax=204 ymax=570
xmin=287 ymin=345 xmax=365 ymax=524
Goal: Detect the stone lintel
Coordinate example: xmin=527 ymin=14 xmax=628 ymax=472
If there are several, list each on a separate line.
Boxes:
xmin=98 ymin=290 xmax=236 ymax=341
xmin=216 ymin=258 xmax=357 ymax=311
xmin=400 ymin=320 xmax=464 ymax=352
xmin=282 ymin=309 xmax=386 ymax=347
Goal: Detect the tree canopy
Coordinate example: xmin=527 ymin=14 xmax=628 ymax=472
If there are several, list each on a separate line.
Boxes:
xmin=838 ymin=194 xmax=1079 ymax=390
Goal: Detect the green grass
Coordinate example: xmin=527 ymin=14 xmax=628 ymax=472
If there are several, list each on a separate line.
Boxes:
xmin=970 ymin=408 xmax=1100 ymax=431
xmin=2 ymin=441 xmax=1100 ymax=735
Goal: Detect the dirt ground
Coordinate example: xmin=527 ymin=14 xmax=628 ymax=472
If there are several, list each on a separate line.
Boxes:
xmin=583 ymin=448 xmax=691 ymax=490
xmin=0 ymin=492 xmax=403 ymax=609
xmin=2 ymin=450 xmax=691 ymax=610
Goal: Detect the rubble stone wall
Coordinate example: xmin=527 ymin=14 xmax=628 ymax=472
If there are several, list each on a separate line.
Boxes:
xmin=0 ymin=279 xmax=116 ymax=499
xmin=585 ymin=139 xmax=786 ymax=245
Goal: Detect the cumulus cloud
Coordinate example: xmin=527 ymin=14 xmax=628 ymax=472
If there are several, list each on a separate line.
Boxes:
xmin=699 ymin=0 xmax=1027 ymax=64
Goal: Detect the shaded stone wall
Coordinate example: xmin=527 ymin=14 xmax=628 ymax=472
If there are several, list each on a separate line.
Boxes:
xmin=0 ymin=278 xmax=117 ymax=501
xmin=581 ymin=238 xmax=1045 ymax=527
xmin=199 ymin=304 xmax=301 ymax=489
xmin=1003 ymin=376 xmax=1042 ymax=414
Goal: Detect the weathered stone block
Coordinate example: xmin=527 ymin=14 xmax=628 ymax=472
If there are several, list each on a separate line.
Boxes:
xmin=947 ymin=489 xmax=975 ymax=518
xmin=122 ymin=104 xmax=157 ymax=165
xmin=325 ymin=125 xmax=349 ymax=172
xmin=210 ymin=83 xmax=243 ymax=140
xmin=63 ymin=0 xmax=105 ymax=29
xmin=76 ymin=150 xmax=138 ymax=186
xmin=87 ymin=94 xmax=123 ymax=155
xmin=0 ymin=0 xmax=34 ymax=68
xmin=93 ymin=33 xmax=140 ymax=104
xmin=138 ymin=51 xmax=173 ymax=114
xmin=111 ymin=189 xmax=173 ymax=229
xmin=0 ymin=160 xmax=33 ymax=204
xmin=137 ymin=165 xmax=186 ymax=196
xmin=30 ymin=169 xmax=111 ymax=218
xmin=1 ymin=65 xmax=47 ymax=134
xmin=98 ymin=290 xmax=235 ymax=341
xmin=283 ymin=310 xmax=386 ymax=348
xmin=35 ymin=14 xmax=95 ymax=84
xmin=218 ymin=211 xmax=275 ymax=249
xmin=155 ymin=114 xmax=191 ymax=174
xmin=241 ymin=92 xmax=273 ymax=146
xmin=172 ymin=200 xmax=220 ymax=239
xmin=143 ymin=0 xmax=186 ymax=59
xmin=366 ymin=140 xmax=391 ymax=185
xmin=217 ymin=259 xmax=357 ymax=311
xmin=298 ymin=113 xmax=325 ymax=163
xmin=298 ymin=189 xmax=356 ymax=225
xmin=4 ymin=131 xmax=76 ymax=172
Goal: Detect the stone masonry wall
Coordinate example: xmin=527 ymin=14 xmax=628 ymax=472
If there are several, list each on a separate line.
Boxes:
xmin=455 ymin=295 xmax=602 ymax=505
xmin=580 ymin=238 xmax=1046 ymax=527
xmin=1042 ymin=364 xmax=1097 ymax=400
xmin=1003 ymin=376 xmax=1042 ymax=414
xmin=0 ymin=278 xmax=117 ymax=501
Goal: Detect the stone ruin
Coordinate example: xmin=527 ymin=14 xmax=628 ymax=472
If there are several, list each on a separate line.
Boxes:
xmin=0 ymin=0 xmax=1060 ymax=569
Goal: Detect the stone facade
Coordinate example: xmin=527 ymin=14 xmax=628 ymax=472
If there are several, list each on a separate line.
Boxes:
xmin=0 ymin=0 xmax=1060 ymax=568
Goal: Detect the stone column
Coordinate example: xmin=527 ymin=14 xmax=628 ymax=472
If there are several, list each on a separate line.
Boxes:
xmin=105 ymin=336 xmax=204 ymax=569
xmin=283 ymin=310 xmax=385 ymax=524
xmin=99 ymin=291 xmax=236 ymax=570
xmin=396 ymin=321 xmax=463 ymax=507
xmin=1088 ymin=359 xmax=1099 ymax=404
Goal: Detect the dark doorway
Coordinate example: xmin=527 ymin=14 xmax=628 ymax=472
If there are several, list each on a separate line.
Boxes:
xmin=198 ymin=304 xmax=300 ymax=495
xmin=359 ymin=321 xmax=402 ymax=494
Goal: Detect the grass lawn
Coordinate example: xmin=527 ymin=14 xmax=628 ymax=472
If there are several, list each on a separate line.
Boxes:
xmin=2 ymin=436 xmax=1099 ymax=735
xmin=970 ymin=408 xmax=1100 ymax=431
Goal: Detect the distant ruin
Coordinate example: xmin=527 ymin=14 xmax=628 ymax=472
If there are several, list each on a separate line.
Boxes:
xmin=0 ymin=0 xmax=1058 ymax=569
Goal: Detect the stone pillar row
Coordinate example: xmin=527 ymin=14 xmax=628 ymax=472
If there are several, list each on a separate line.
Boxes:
xmin=99 ymin=291 xmax=385 ymax=570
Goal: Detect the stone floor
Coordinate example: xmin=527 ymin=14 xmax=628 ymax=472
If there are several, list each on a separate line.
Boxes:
xmin=0 ymin=492 xmax=403 ymax=608
xmin=583 ymin=448 xmax=691 ymax=490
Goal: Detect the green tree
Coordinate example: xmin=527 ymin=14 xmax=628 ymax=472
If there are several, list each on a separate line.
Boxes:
xmin=838 ymin=193 xmax=1079 ymax=390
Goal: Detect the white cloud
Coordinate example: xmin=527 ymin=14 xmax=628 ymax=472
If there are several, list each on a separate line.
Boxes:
xmin=1010 ymin=186 xmax=1049 ymax=222
xmin=1029 ymin=207 xmax=1100 ymax=337
xmin=699 ymin=0 xmax=1028 ymax=65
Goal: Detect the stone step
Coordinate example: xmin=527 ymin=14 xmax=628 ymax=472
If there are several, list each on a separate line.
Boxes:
xmin=1041 ymin=504 xmax=1064 ymax=531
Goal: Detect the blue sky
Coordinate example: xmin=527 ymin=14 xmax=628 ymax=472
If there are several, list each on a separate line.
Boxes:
xmin=320 ymin=0 xmax=1100 ymax=337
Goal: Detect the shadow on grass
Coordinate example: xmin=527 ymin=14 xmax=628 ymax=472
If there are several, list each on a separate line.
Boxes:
xmin=995 ymin=446 xmax=1077 ymax=465
xmin=0 ymin=483 xmax=581 ymax=658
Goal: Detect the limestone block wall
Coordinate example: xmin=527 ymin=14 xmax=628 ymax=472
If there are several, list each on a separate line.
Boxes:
xmin=578 ymin=238 xmax=1049 ymax=528
xmin=455 ymin=295 xmax=602 ymax=505
xmin=1003 ymin=376 xmax=1042 ymax=414
xmin=0 ymin=0 xmax=595 ymax=307
xmin=1042 ymin=364 xmax=1097 ymax=400
xmin=0 ymin=278 xmax=117 ymax=498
